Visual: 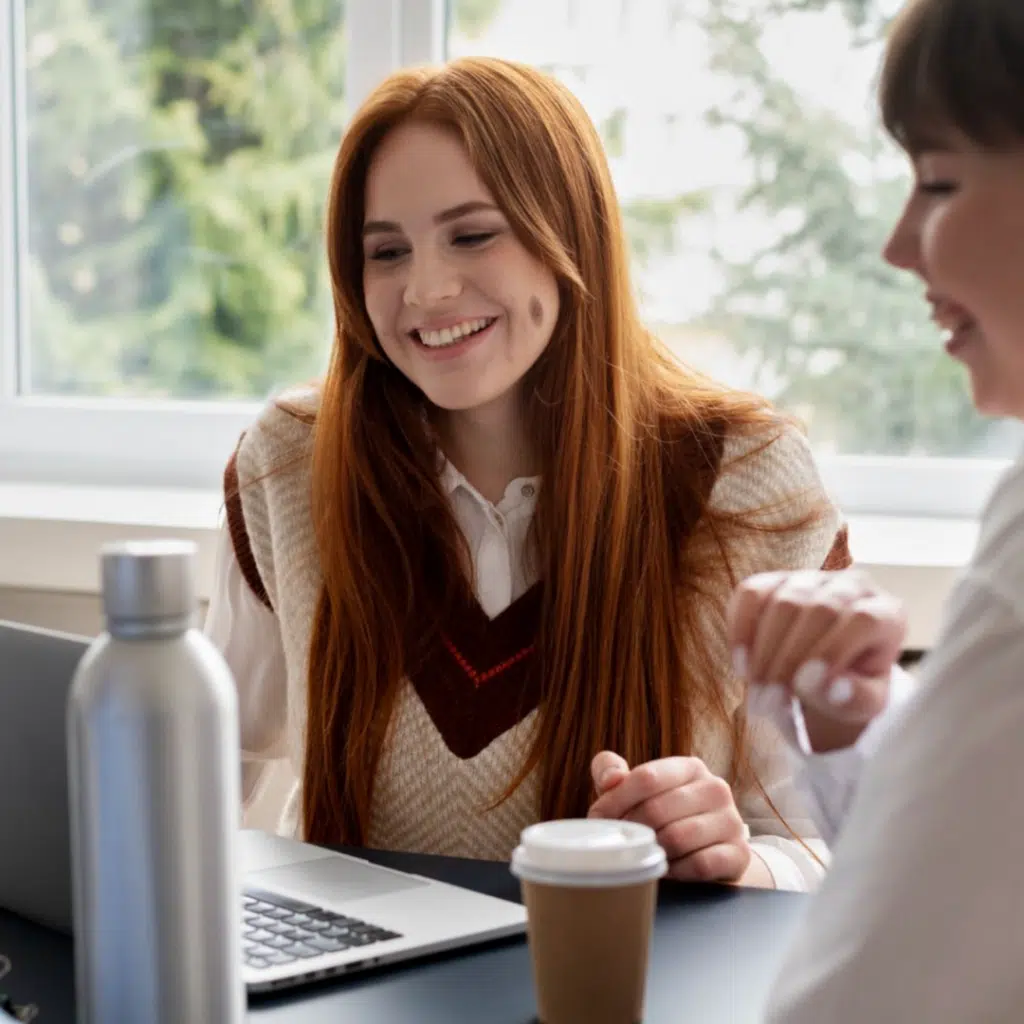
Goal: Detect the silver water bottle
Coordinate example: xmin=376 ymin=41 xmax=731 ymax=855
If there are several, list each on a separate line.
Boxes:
xmin=67 ymin=539 xmax=245 ymax=1023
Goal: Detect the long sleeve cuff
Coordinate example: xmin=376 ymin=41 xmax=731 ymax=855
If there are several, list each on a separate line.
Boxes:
xmin=748 ymin=665 xmax=918 ymax=844
xmin=750 ymin=836 xmax=830 ymax=892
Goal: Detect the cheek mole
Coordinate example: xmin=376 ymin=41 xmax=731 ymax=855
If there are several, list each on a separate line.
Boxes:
xmin=529 ymin=296 xmax=543 ymax=326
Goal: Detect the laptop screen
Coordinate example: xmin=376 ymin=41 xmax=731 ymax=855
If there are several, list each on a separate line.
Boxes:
xmin=0 ymin=621 xmax=90 ymax=932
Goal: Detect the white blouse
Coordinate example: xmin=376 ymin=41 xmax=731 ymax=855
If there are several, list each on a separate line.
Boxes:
xmin=762 ymin=454 xmax=1024 ymax=1021
xmin=205 ymin=459 xmax=828 ymax=890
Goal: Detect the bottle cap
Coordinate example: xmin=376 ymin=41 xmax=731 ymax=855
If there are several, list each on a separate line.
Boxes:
xmin=101 ymin=539 xmax=198 ymax=633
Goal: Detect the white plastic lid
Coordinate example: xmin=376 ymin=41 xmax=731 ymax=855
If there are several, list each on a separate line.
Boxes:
xmin=510 ymin=819 xmax=668 ymax=888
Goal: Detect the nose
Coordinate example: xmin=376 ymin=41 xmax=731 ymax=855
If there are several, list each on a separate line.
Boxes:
xmin=403 ymin=250 xmax=462 ymax=308
xmin=882 ymin=202 xmax=924 ymax=274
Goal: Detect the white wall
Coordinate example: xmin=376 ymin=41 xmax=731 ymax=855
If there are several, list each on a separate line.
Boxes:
xmin=0 ymin=587 xmax=105 ymax=637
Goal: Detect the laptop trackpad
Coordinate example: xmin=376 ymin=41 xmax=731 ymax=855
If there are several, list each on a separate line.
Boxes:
xmin=250 ymin=854 xmax=429 ymax=904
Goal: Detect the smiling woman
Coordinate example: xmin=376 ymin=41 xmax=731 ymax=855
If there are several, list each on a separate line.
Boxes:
xmin=208 ymin=56 xmax=853 ymax=893
xmin=880 ymin=0 xmax=1024 ymax=419
xmin=360 ymin=121 xmax=561 ymax=424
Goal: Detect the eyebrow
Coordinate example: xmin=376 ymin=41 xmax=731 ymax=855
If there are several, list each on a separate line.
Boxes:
xmin=362 ymin=201 xmax=499 ymax=238
xmin=903 ymin=121 xmax=961 ymax=156
xmin=912 ymin=138 xmax=958 ymax=156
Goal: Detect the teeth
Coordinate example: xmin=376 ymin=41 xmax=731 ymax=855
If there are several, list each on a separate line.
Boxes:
xmin=417 ymin=318 xmax=492 ymax=348
xmin=931 ymin=302 xmax=975 ymax=334
xmin=938 ymin=317 xmax=974 ymax=336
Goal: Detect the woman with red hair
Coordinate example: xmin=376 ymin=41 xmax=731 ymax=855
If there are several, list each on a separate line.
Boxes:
xmin=208 ymin=56 xmax=849 ymax=891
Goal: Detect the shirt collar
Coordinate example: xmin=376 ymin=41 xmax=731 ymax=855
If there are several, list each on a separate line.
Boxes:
xmin=438 ymin=457 xmax=465 ymax=496
xmin=438 ymin=458 xmax=541 ymax=511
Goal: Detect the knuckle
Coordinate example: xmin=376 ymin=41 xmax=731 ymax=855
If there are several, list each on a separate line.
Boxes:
xmin=803 ymin=603 xmax=843 ymax=629
xmin=727 ymin=810 xmax=747 ymax=840
xmin=689 ymin=849 xmax=723 ymax=882
xmin=633 ymin=763 xmax=661 ymax=791
xmin=773 ymin=593 xmax=805 ymax=615
xmin=706 ymin=775 xmax=734 ymax=805
xmin=624 ymin=806 xmax=650 ymax=828
xmin=660 ymin=821 xmax=693 ymax=858
xmin=643 ymin=791 xmax=673 ymax=829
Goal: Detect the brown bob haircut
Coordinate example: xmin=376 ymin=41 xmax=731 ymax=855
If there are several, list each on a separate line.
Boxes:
xmin=880 ymin=0 xmax=1024 ymax=152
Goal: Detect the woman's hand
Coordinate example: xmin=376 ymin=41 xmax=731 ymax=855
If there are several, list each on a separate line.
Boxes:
xmin=587 ymin=752 xmax=772 ymax=886
xmin=727 ymin=569 xmax=907 ymax=752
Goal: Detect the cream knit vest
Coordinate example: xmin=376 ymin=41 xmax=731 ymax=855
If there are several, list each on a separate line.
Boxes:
xmin=230 ymin=387 xmax=844 ymax=860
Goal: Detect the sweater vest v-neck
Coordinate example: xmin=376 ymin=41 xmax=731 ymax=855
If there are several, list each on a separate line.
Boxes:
xmin=224 ymin=386 xmax=849 ymax=858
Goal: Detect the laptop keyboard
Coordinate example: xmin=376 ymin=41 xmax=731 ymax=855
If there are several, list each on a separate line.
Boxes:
xmin=242 ymin=886 xmax=403 ymax=970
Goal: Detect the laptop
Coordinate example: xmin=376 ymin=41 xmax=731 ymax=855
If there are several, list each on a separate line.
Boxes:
xmin=0 ymin=620 xmax=526 ymax=994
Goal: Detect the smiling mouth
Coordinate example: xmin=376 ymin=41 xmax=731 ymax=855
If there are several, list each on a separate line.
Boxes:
xmin=411 ymin=317 xmax=497 ymax=349
xmin=930 ymin=301 xmax=977 ymax=347
xmin=940 ymin=317 xmax=978 ymax=350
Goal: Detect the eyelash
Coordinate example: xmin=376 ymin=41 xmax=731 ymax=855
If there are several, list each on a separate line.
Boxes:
xmin=453 ymin=230 xmax=498 ymax=247
xmin=368 ymin=247 xmax=406 ymax=263
xmin=368 ymin=230 xmax=499 ymax=263
xmin=917 ymin=181 xmax=957 ymax=196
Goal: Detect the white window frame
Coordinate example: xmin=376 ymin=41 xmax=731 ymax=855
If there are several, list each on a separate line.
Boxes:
xmin=0 ymin=0 xmax=1009 ymax=513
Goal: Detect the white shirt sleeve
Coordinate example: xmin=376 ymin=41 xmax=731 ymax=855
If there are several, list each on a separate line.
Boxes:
xmin=765 ymin=572 xmax=1024 ymax=1021
xmin=203 ymin=524 xmax=289 ymax=806
xmin=760 ymin=665 xmax=918 ymax=845
xmin=737 ymin=712 xmax=831 ymax=892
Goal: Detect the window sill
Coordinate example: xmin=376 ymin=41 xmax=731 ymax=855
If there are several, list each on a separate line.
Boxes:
xmin=0 ymin=482 xmax=973 ymax=649
xmin=0 ymin=482 xmax=224 ymax=601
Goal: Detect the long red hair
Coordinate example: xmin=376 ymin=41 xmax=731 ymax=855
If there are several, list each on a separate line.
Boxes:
xmin=301 ymin=57 xmax=820 ymax=845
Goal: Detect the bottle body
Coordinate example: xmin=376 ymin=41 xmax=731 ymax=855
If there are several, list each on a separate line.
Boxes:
xmin=67 ymin=627 xmax=244 ymax=1024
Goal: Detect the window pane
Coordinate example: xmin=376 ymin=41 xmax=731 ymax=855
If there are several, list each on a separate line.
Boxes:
xmin=22 ymin=0 xmax=344 ymax=399
xmin=447 ymin=0 xmax=1022 ymax=458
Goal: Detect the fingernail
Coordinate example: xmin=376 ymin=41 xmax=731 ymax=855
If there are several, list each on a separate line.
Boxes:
xmin=827 ymin=677 xmax=855 ymax=706
xmin=732 ymin=647 xmax=749 ymax=679
xmin=598 ymin=767 xmax=624 ymax=789
xmin=793 ymin=660 xmax=828 ymax=699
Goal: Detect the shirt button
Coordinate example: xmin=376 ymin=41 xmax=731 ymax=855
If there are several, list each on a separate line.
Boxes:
xmin=521 ymin=484 xmax=536 ymax=499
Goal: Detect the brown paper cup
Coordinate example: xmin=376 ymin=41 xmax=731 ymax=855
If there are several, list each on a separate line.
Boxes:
xmin=520 ymin=877 xmax=659 ymax=1024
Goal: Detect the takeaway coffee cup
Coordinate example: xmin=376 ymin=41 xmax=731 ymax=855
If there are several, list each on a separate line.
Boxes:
xmin=511 ymin=819 xmax=667 ymax=1024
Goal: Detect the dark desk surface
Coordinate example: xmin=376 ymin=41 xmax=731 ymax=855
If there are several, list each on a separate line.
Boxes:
xmin=0 ymin=846 xmax=808 ymax=1023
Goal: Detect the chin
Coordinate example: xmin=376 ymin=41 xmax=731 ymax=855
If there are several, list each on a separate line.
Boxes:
xmin=975 ymin=396 xmax=1017 ymax=418
xmin=418 ymin=387 xmax=485 ymax=412
xmin=424 ymin=396 xmax=481 ymax=413
xmin=967 ymin=382 xmax=1007 ymax=418
xmin=421 ymin=382 xmax=519 ymax=414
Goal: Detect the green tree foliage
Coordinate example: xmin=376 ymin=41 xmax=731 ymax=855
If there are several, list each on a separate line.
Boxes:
xmin=696 ymin=0 xmax=992 ymax=455
xmin=26 ymin=0 xmax=345 ymax=398
xmin=451 ymin=0 xmax=503 ymax=38
xmin=621 ymin=194 xmax=709 ymax=270
xmin=22 ymin=0 xmax=1005 ymax=456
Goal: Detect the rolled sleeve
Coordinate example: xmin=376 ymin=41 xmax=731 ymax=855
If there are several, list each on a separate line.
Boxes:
xmin=748 ymin=665 xmax=918 ymax=845
xmin=738 ymin=713 xmax=829 ymax=892
xmin=204 ymin=524 xmax=289 ymax=805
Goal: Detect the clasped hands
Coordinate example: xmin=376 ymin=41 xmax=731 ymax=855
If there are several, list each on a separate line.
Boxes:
xmin=587 ymin=569 xmax=907 ymax=887
xmin=587 ymin=752 xmax=772 ymax=887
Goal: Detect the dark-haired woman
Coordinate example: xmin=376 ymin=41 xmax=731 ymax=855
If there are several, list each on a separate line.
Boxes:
xmin=726 ymin=0 xmax=1024 ymax=1017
